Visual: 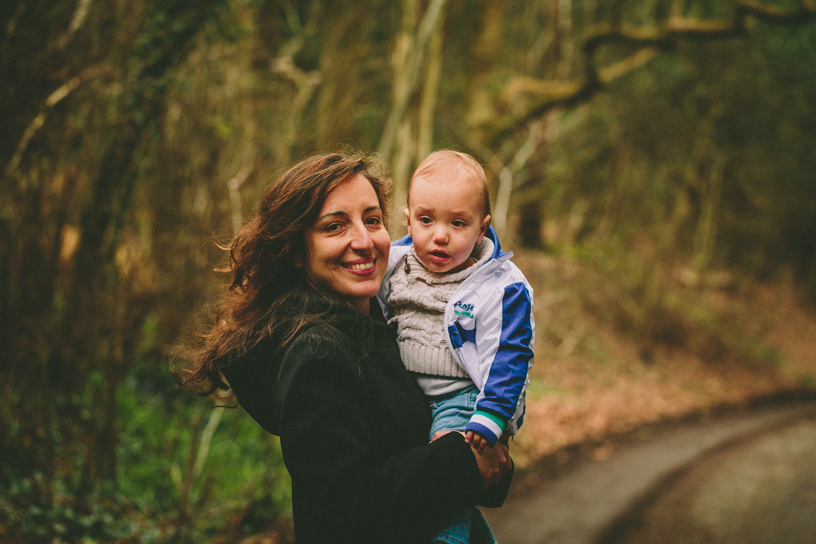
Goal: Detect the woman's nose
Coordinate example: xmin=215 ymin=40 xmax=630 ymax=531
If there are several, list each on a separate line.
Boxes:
xmin=350 ymin=223 xmax=374 ymax=251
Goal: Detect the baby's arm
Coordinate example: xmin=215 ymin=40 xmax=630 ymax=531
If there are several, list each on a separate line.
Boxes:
xmin=466 ymin=281 xmax=534 ymax=448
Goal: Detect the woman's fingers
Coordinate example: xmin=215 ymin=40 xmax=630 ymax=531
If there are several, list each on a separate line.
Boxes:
xmin=473 ymin=440 xmax=513 ymax=488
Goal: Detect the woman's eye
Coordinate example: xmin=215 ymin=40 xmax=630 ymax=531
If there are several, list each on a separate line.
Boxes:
xmin=365 ymin=216 xmax=382 ymax=226
xmin=325 ymin=222 xmax=344 ymax=232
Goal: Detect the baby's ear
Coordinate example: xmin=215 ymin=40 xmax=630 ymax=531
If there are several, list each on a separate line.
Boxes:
xmin=404 ymin=207 xmax=411 ymax=233
xmin=477 ymin=214 xmax=492 ymax=241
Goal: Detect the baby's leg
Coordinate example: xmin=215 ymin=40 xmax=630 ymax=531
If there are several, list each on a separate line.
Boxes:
xmin=470 ymin=508 xmax=497 ymax=544
xmin=428 ymin=386 xmax=481 ymax=543
xmin=431 ymin=508 xmax=472 ymax=544
xmin=430 ymin=507 xmax=496 ymax=544
xmin=428 ymin=385 xmax=479 ymax=441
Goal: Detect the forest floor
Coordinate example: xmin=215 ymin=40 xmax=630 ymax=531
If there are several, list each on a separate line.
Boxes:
xmin=508 ymin=250 xmax=816 ymax=471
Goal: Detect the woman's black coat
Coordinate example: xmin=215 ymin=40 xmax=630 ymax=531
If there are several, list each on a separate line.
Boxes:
xmin=223 ymin=295 xmax=511 ymax=544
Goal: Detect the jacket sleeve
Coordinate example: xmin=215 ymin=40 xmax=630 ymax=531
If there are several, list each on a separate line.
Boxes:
xmin=466 ymin=281 xmax=534 ymax=446
xmin=276 ymin=330 xmax=493 ymax=543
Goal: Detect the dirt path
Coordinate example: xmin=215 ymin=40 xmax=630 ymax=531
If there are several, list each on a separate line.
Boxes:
xmin=482 ymin=399 xmax=816 ymax=544
xmin=600 ymin=410 xmax=816 ymax=544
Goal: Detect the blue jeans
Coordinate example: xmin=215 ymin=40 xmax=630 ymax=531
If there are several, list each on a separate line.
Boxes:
xmin=428 ymin=386 xmax=497 ymax=544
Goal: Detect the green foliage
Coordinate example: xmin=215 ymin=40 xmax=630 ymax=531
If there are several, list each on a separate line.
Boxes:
xmin=0 ymin=476 xmax=148 ymax=544
xmin=800 ymin=373 xmax=816 ymax=391
xmin=116 ymin=360 xmax=292 ymax=539
xmin=0 ymin=359 xmax=292 ymax=543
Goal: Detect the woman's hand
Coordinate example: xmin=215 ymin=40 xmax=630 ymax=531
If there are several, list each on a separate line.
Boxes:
xmin=472 ymin=440 xmax=512 ymax=488
xmin=431 ymin=430 xmax=513 ymax=487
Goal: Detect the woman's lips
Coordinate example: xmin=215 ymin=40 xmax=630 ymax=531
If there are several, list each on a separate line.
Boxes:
xmin=344 ymin=260 xmax=377 ymax=274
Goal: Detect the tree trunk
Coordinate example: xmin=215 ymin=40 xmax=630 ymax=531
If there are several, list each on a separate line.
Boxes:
xmin=416 ymin=17 xmax=445 ymax=162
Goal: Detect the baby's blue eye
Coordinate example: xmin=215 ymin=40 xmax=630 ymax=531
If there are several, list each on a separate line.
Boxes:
xmin=452 ymin=220 xmax=466 ymax=227
xmin=420 ymin=217 xmax=432 ymax=224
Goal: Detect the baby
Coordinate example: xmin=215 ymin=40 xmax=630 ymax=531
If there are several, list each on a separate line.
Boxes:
xmin=378 ymin=150 xmax=534 ymax=543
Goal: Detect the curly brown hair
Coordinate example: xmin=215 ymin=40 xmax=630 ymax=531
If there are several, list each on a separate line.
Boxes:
xmin=180 ymin=152 xmax=391 ymax=396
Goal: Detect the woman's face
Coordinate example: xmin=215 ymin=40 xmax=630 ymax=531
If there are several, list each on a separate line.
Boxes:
xmin=304 ymin=174 xmax=391 ymax=314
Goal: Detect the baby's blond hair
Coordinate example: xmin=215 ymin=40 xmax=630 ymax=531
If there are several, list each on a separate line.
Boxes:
xmin=409 ymin=150 xmax=491 ymax=218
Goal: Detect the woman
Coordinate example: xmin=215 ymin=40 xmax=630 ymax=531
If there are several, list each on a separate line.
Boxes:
xmin=182 ymin=153 xmax=513 ymax=543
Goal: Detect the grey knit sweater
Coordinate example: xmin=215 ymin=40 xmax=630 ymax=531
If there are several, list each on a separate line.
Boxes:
xmin=387 ymin=238 xmax=493 ymax=390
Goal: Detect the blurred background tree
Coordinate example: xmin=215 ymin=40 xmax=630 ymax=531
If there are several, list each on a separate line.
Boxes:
xmin=1 ymin=0 xmax=814 ymax=541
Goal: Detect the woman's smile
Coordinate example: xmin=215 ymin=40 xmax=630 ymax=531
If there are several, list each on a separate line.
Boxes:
xmin=346 ymin=259 xmax=377 ymax=272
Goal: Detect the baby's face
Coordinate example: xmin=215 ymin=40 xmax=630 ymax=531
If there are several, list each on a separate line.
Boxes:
xmin=405 ymin=172 xmax=491 ymax=274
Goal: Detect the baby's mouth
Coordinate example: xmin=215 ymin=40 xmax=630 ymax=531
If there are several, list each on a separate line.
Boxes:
xmin=430 ymin=251 xmax=450 ymax=259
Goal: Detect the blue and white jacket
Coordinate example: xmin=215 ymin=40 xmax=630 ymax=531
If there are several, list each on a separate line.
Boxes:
xmin=377 ymin=227 xmax=535 ymax=446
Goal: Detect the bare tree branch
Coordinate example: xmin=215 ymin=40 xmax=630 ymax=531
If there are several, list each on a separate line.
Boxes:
xmin=493 ymin=122 xmax=543 ymax=236
xmin=737 ymin=0 xmax=816 ymax=23
xmin=57 ymin=0 xmax=94 ymax=49
xmin=227 ymin=164 xmax=254 ymax=233
xmin=481 ymin=0 xmax=816 ymax=145
xmin=1 ymin=2 xmax=27 ymax=62
xmin=3 ymin=67 xmax=103 ymax=178
xmin=598 ymin=47 xmax=661 ymax=83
